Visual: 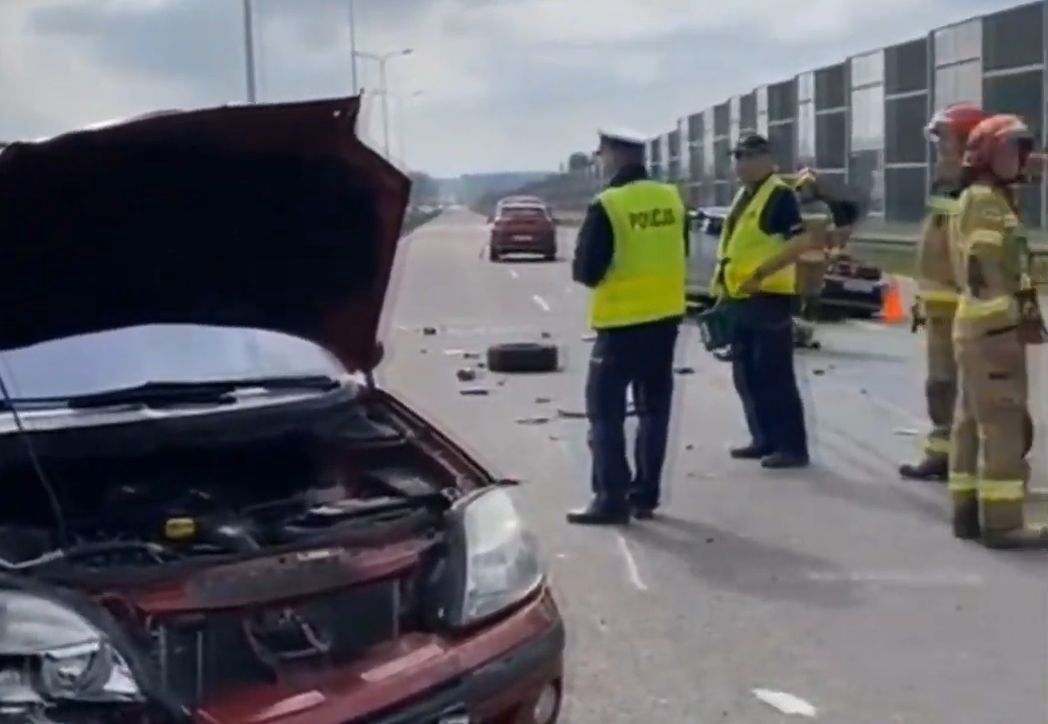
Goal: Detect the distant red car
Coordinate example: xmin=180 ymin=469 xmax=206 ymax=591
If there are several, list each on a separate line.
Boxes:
xmin=489 ymin=199 xmax=557 ymax=262
xmin=0 ymin=98 xmax=564 ymax=724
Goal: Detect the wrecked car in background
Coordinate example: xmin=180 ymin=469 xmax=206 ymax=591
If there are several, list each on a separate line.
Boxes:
xmin=0 ymin=97 xmax=564 ymax=723
xmin=686 ymin=207 xmax=885 ymax=318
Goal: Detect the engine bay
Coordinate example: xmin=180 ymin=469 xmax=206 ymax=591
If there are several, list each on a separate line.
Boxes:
xmin=0 ymin=399 xmax=468 ymax=576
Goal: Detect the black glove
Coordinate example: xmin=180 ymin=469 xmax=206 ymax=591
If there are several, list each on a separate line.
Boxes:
xmin=910 ymin=302 xmax=926 ymax=333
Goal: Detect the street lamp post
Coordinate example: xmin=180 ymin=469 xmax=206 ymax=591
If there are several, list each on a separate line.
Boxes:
xmin=352 ymin=48 xmax=413 ymax=159
xmin=348 ymin=0 xmax=359 ymax=93
xmin=373 ymin=89 xmax=424 ymax=167
xmin=242 ymin=0 xmax=257 ymax=103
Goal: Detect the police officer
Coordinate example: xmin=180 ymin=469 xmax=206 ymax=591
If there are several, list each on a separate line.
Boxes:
xmin=717 ymin=134 xmax=810 ymax=468
xmin=900 ymin=103 xmax=986 ymax=482
xmin=568 ymin=129 xmax=688 ymax=525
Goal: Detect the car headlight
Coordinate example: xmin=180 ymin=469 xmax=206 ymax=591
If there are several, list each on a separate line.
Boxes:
xmin=0 ymin=590 xmax=142 ymax=711
xmin=442 ymin=488 xmax=544 ymax=628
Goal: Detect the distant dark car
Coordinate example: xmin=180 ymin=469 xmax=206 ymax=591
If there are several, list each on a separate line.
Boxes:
xmin=488 ymin=199 xmax=557 ymax=262
xmin=686 ymin=207 xmax=886 ymax=317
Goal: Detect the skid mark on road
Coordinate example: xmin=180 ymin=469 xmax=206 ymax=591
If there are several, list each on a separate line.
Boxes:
xmin=533 ymin=294 xmax=551 ymax=312
xmin=616 ymin=533 xmax=649 ymax=591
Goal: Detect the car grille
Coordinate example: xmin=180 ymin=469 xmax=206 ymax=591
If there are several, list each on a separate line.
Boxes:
xmin=148 ymin=579 xmax=402 ymax=709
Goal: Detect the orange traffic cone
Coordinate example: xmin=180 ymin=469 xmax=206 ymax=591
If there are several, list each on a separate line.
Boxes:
xmin=881 ymin=276 xmax=906 ymax=324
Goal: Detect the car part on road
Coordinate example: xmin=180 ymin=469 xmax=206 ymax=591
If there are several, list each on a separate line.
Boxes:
xmin=486 ymin=343 xmax=559 ymax=373
xmin=460 ymin=387 xmax=490 ymax=396
xmin=422 ymin=326 xmax=438 ymax=336
xmin=456 ymin=368 xmax=477 ymax=382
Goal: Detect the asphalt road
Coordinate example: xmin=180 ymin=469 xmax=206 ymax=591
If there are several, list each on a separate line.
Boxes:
xmin=381 ymin=209 xmax=1048 ymax=724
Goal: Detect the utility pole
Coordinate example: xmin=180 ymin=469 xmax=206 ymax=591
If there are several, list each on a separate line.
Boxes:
xmin=348 ymin=0 xmax=359 ymax=93
xmin=242 ymin=0 xmax=257 ymax=103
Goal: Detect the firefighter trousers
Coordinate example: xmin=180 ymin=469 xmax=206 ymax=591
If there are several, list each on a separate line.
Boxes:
xmin=949 ymin=329 xmax=1028 ymax=539
xmin=923 ymin=313 xmax=958 ymax=463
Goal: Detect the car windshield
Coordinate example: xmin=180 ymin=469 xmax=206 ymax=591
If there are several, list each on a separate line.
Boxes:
xmin=0 ymin=325 xmax=348 ymax=402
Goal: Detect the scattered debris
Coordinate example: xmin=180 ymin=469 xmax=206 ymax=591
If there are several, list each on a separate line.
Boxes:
xmin=420 ymin=349 xmax=428 ymax=355
xmin=477 ymin=362 xmax=487 ymax=369
xmin=674 ymin=366 xmax=696 ymax=375
xmin=463 ymin=352 xmax=482 ymax=360
xmin=422 ymin=326 xmax=437 ymax=336
xmin=535 ymin=396 xmax=553 ymax=404
xmin=686 ymin=444 xmax=694 ymax=451
xmin=516 ymin=416 xmax=550 ymax=426
xmin=496 ymin=379 xmax=507 ymax=387
xmin=456 ymin=367 xmax=477 ymax=382
xmin=494 ymin=477 xmax=523 ymax=487
xmin=540 ymin=331 xmax=552 ymax=339
xmin=557 ymin=409 xmax=587 ymax=419
xmin=752 ymin=689 xmax=817 ymax=718
xmin=460 ymin=387 xmax=489 ymax=396
xmin=705 ymin=537 xmax=715 ymax=544
xmin=549 ymin=435 xmax=561 ymax=441
xmin=813 ymin=369 xmax=826 ymax=376
xmin=894 ymin=428 xmax=920 ymax=437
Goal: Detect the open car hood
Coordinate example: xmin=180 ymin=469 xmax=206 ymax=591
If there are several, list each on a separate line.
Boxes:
xmin=0 ymin=97 xmax=410 ymax=372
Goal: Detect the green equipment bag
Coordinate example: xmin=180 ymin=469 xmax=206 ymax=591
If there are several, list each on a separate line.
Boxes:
xmin=696 ymin=303 xmax=737 ymax=357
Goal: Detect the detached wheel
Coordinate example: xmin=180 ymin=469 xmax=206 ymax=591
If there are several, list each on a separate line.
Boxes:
xmin=487 ymin=342 xmax=559 ymax=373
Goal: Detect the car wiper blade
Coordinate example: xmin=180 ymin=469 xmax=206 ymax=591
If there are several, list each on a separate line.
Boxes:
xmin=66 ymin=375 xmax=341 ymax=410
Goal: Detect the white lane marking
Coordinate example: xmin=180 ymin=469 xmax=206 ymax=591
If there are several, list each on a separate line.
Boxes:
xmin=753 ymin=689 xmax=818 ymax=718
xmin=508 ymin=269 xmax=520 ymax=279
xmin=532 ymin=294 xmax=551 ymax=312
xmin=804 ymin=570 xmax=984 ymax=586
xmin=616 ymin=533 xmax=648 ymax=592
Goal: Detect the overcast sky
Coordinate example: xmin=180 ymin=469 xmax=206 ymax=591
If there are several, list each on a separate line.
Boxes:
xmin=0 ymin=0 xmax=1033 ymax=176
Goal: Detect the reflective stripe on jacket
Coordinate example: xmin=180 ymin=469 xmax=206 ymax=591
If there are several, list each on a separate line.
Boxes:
xmin=588 ymin=181 xmax=687 ymax=330
xmin=716 ymin=175 xmax=795 ymax=298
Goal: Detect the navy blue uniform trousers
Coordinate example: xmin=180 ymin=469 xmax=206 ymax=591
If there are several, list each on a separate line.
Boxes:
xmin=586 ymin=318 xmax=679 ymax=510
xmin=730 ymin=293 xmax=808 ymax=458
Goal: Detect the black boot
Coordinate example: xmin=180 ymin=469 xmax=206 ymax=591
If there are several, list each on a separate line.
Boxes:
xmin=899 ymin=457 xmax=948 ymax=482
xmin=731 ymin=443 xmax=772 ymax=460
xmin=566 ymin=500 xmax=630 ymax=526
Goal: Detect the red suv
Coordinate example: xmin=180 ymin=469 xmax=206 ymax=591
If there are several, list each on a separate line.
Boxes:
xmin=0 ymin=98 xmax=564 ymax=724
xmin=489 ymin=199 xmax=557 ymax=262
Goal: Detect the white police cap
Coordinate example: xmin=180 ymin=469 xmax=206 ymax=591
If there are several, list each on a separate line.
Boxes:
xmin=597 ymin=128 xmax=649 ymax=148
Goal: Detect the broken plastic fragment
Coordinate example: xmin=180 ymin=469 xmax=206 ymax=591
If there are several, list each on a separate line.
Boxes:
xmin=456 ymin=368 xmax=477 ymax=382
xmin=460 ymin=387 xmax=489 ymax=396
xmin=752 ymin=689 xmax=817 ymax=718
xmin=422 ymin=327 xmax=437 ymax=336
xmin=894 ymin=428 xmax=920 ymax=437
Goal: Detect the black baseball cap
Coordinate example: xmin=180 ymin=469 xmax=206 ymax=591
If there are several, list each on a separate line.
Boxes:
xmin=731 ymin=133 xmax=771 ymax=156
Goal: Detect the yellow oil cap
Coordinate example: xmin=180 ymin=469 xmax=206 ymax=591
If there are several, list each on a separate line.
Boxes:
xmin=164 ymin=517 xmax=197 ymax=541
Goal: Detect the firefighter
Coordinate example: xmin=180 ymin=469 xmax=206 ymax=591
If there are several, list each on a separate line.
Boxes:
xmin=949 ymin=113 xmax=1043 ymax=546
xmin=900 ymin=104 xmax=987 ymax=482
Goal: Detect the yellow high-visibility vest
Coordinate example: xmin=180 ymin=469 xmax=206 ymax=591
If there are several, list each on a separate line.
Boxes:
xmin=716 ymin=175 xmax=795 ymax=298
xmin=589 ymin=181 xmax=686 ymax=330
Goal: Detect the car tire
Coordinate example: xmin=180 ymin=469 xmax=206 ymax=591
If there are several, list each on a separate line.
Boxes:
xmin=489 ymin=245 xmax=501 ymax=262
xmin=486 ymin=342 xmax=559 ymax=373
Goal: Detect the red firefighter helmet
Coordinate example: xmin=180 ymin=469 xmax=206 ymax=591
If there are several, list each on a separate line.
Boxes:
xmin=962 ymin=114 xmax=1035 ymax=177
xmin=924 ymin=103 xmax=987 ymax=143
